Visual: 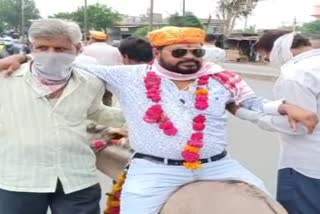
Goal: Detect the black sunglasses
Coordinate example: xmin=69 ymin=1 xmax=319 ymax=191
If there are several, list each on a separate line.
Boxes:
xmin=171 ymin=48 xmax=206 ymax=58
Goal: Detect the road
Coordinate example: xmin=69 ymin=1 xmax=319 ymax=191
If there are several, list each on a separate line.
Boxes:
xmin=223 ymin=62 xmax=279 ymax=77
xmin=96 ymin=63 xmax=282 ymax=212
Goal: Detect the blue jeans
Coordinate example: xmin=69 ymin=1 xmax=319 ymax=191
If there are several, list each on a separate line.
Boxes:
xmin=0 ymin=180 xmax=101 ymax=214
xmin=277 ymin=168 xmax=320 ymax=214
xmin=121 ymin=157 xmax=267 ymax=214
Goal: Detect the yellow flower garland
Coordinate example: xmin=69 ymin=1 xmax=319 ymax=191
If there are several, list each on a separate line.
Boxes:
xmin=104 ymin=171 xmax=127 ymax=214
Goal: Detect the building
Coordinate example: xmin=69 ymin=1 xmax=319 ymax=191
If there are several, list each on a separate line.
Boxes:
xmin=199 ymin=18 xmax=225 ymax=34
xmin=224 ymin=33 xmax=259 ymax=62
xmin=108 ymin=13 xmax=166 ymax=41
xmin=108 ymin=12 xmax=226 ymax=42
xmin=312 ymin=0 xmax=320 ymax=19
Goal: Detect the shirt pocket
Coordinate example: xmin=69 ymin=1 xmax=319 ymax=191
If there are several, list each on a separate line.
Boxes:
xmin=208 ymin=88 xmax=228 ymax=117
xmin=55 ymin=98 xmax=90 ymax=125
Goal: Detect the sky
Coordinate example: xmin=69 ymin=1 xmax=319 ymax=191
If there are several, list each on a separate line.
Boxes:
xmin=33 ymin=0 xmax=317 ymax=29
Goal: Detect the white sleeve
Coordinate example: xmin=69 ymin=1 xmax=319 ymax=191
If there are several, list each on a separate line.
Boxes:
xmin=278 ymin=77 xmax=318 ymax=113
xmin=235 ymin=108 xmax=308 ymax=135
xmin=235 ymin=76 xmax=319 ymax=135
xmin=73 ymin=63 xmax=147 ymax=93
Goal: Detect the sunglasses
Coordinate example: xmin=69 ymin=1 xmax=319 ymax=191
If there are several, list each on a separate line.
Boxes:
xmin=170 ymin=48 xmax=206 ymax=58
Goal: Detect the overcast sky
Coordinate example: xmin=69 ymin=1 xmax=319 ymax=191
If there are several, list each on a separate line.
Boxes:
xmin=33 ymin=0 xmax=316 ymax=29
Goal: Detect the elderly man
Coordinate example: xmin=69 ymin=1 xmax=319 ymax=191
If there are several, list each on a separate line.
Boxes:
xmin=0 ymin=26 xmax=318 ymax=214
xmin=0 ymin=19 xmax=124 ymax=214
xmin=233 ymin=32 xmax=320 ymax=214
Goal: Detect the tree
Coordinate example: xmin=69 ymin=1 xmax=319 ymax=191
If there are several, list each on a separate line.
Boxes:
xmin=134 ymin=26 xmax=153 ymax=38
xmin=168 ymin=13 xmax=204 ymax=29
xmin=297 ymin=20 xmax=320 ymax=34
xmin=0 ymin=0 xmax=41 ymax=34
xmin=51 ymin=12 xmax=74 ymax=21
xmin=0 ymin=23 xmax=5 ymax=34
xmin=51 ymin=4 xmax=122 ymax=32
xmin=216 ymin=0 xmax=261 ymax=36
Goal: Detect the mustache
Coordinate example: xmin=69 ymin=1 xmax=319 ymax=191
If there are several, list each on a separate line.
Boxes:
xmin=177 ymin=59 xmax=200 ymax=65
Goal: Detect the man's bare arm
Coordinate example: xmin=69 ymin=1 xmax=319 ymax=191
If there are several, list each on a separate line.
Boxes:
xmin=0 ymin=54 xmax=28 ymax=75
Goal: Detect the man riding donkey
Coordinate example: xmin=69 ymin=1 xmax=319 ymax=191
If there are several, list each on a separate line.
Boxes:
xmin=0 ymin=26 xmax=317 ymax=214
xmin=82 ymin=26 xmax=317 ymax=214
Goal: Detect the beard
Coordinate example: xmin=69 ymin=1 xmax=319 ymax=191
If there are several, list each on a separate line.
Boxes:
xmin=159 ymin=57 xmax=202 ymax=75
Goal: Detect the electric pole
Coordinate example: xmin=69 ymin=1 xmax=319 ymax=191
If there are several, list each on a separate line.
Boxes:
xmin=84 ymin=0 xmax=88 ymax=41
xmin=21 ymin=0 xmax=25 ymax=41
xmin=149 ymin=0 xmax=154 ymax=30
xmin=182 ymin=0 xmax=186 ymax=16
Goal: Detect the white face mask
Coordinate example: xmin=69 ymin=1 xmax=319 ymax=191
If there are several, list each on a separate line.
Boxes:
xmin=32 ymin=52 xmax=76 ymax=81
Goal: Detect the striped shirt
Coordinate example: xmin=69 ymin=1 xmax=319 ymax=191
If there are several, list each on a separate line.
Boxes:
xmin=0 ymin=62 xmax=124 ymax=193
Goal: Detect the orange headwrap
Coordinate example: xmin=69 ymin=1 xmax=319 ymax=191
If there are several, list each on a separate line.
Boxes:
xmin=148 ymin=26 xmax=205 ymax=47
xmin=90 ymin=30 xmax=107 ymax=40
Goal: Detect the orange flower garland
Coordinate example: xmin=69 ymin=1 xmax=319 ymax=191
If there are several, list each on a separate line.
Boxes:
xmin=144 ymin=71 xmax=212 ymax=169
xmin=182 ymin=76 xmax=210 ymax=169
xmin=104 ymin=171 xmax=127 ymax=214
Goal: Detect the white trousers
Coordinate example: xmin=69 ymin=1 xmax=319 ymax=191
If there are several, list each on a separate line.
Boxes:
xmin=120 ymin=156 xmax=267 ymax=214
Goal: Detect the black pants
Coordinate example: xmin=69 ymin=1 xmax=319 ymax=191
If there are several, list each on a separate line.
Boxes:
xmin=277 ymin=168 xmax=320 ymax=214
xmin=0 ymin=180 xmax=101 ymax=214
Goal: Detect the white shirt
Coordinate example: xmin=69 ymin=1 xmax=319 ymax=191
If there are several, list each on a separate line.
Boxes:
xmin=0 ymin=63 xmax=124 ymax=193
xmin=203 ymin=44 xmax=226 ymax=64
xmin=236 ymin=49 xmax=320 ymax=179
xmin=75 ymin=62 xmax=282 ymax=159
xmin=83 ymin=42 xmax=122 ymax=66
xmin=75 ymin=54 xmax=98 ymax=65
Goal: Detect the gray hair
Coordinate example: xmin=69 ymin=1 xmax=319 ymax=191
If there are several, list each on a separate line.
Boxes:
xmin=28 ymin=18 xmax=82 ymax=44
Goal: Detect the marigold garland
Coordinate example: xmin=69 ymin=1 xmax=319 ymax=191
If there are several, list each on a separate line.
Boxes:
xmin=143 ymin=71 xmax=212 ymax=169
xmin=104 ymin=171 xmax=127 ymax=214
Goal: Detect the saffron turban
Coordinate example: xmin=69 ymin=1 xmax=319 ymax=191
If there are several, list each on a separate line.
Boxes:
xmin=148 ymin=26 xmax=205 ymax=47
xmin=89 ymin=30 xmax=107 ymax=40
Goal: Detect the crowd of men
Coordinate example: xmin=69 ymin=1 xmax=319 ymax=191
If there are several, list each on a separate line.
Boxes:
xmin=0 ymin=18 xmax=319 ymax=214
xmin=0 ymin=36 xmax=31 ymax=58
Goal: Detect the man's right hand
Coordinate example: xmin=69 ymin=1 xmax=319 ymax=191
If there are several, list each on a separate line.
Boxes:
xmin=279 ymin=103 xmax=319 ymax=134
xmin=0 ymin=54 xmax=27 ymax=76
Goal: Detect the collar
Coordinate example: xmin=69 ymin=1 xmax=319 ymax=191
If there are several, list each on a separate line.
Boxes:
xmin=290 ymin=49 xmax=320 ymax=64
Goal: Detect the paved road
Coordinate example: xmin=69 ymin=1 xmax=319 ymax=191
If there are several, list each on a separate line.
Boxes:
xmin=223 ymin=62 xmax=279 ymax=77
xmin=228 ymin=77 xmax=279 ymax=195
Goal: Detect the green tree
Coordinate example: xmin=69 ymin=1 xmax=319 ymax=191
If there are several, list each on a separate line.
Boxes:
xmin=216 ymin=0 xmax=261 ymax=36
xmin=0 ymin=23 xmax=5 ymax=33
xmin=0 ymin=0 xmax=41 ymax=34
xmin=168 ymin=13 xmax=203 ymax=29
xmin=133 ymin=26 xmax=152 ymax=38
xmin=297 ymin=20 xmax=320 ymax=34
xmin=51 ymin=12 xmax=74 ymax=21
xmin=52 ymin=4 xmax=122 ymax=32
